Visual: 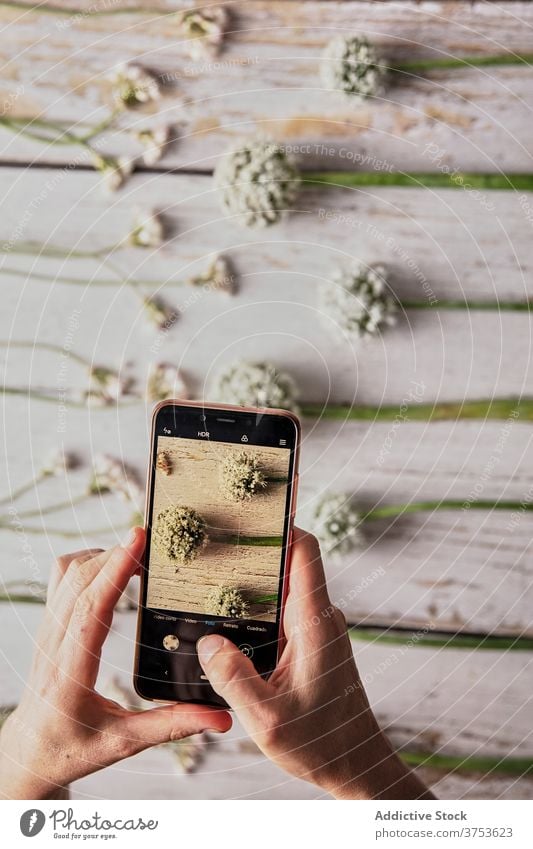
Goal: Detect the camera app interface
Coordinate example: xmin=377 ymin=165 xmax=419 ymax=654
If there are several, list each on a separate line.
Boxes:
xmin=137 ymin=407 xmax=296 ymax=706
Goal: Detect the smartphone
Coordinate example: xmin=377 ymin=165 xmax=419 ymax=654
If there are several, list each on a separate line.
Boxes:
xmin=134 ymin=400 xmax=300 ymax=707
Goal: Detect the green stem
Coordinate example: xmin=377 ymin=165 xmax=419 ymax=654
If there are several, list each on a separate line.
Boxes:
xmin=210 ymin=534 xmax=283 ymax=547
xmin=251 ymin=594 xmax=278 ymax=604
xmin=0 ymin=1 xmax=160 ymax=15
xmin=305 ymin=172 xmax=533 ymax=191
xmin=0 ymin=471 xmax=48 ymax=506
xmin=0 ymin=491 xmax=91 ymax=523
xmin=300 ymin=398 xmax=531 ymax=421
xmin=0 ymin=339 xmax=90 ymax=368
xmin=401 ymin=298 xmax=532 ymax=312
xmin=0 ymin=267 xmax=166 ymax=288
xmin=400 ymin=750 xmax=533 ymax=777
xmin=349 ymin=628 xmax=533 ymax=652
xmin=0 ymin=521 xmax=132 ymax=538
xmin=1 ymin=240 xmax=120 ymax=259
xmin=393 ymin=54 xmax=533 ymax=72
xmin=0 ymin=386 xmax=141 ymax=408
xmin=364 ymin=499 xmax=533 ymax=522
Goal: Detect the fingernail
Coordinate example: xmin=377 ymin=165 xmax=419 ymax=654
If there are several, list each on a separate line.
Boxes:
xmin=122 ymin=527 xmax=137 ymax=548
xmin=197 ymin=634 xmax=225 ymax=665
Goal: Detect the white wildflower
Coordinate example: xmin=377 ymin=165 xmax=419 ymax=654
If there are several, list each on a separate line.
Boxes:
xmin=88 ymin=454 xmax=142 ymax=504
xmin=312 ymin=492 xmax=363 ymax=556
xmin=147 ymin=363 xmax=188 ymax=402
xmin=215 ymin=137 xmax=300 ymax=228
xmin=130 ymin=210 xmax=165 ymax=248
xmin=319 ymin=262 xmax=396 ymax=339
xmin=137 ymin=125 xmax=172 ymax=166
xmin=211 ymin=361 xmax=298 ymax=412
xmin=189 ymin=254 xmax=237 ymax=295
xmin=321 ymin=36 xmax=385 ymax=100
xmin=41 ymin=448 xmax=79 ymax=477
xmin=89 ymin=365 xmax=125 ymax=403
xmin=177 ymin=6 xmax=228 ymax=60
xmin=111 ymin=62 xmax=161 ymax=108
xmin=143 ymin=296 xmax=179 ymax=330
xmin=99 ymin=156 xmax=134 ymax=192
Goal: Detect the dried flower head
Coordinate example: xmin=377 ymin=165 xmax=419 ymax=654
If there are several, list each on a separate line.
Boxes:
xmin=319 ymin=262 xmax=396 ymax=339
xmin=98 ymin=155 xmax=135 ymax=193
xmin=130 ymin=210 xmax=165 ymax=248
xmin=205 ymin=585 xmax=249 ymax=619
xmin=88 ymin=454 xmax=142 ymax=504
xmin=220 ymin=451 xmax=266 ymax=501
xmin=156 ymin=451 xmax=172 ymax=476
xmin=111 ymin=62 xmax=161 ymax=108
xmin=143 ymin=296 xmax=179 ymax=330
xmin=215 ymin=137 xmax=300 ymax=228
xmin=189 ymin=255 xmax=237 ymax=296
xmin=137 ymin=125 xmax=172 ymax=166
xmin=89 ymin=365 xmax=126 ymax=403
xmin=147 ymin=363 xmax=188 ymax=402
xmin=152 ymin=505 xmax=207 ymax=564
xmin=312 ymin=492 xmax=363 ymax=556
xmin=177 ymin=6 xmax=228 ymax=60
xmin=211 ymin=361 xmax=299 ymax=412
xmin=321 ymin=36 xmax=385 ymax=100
xmin=41 ymin=448 xmax=79 ymax=477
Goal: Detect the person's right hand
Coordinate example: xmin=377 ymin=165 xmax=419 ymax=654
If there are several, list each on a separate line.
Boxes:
xmin=197 ymin=528 xmax=432 ymax=799
xmin=0 ymin=527 xmax=231 ymax=800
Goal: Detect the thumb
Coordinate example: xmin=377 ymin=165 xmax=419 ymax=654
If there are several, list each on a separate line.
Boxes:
xmin=116 ymin=702 xmax=232 ymax=757
xmin=197 ymin=634 xmax=271 ymax=715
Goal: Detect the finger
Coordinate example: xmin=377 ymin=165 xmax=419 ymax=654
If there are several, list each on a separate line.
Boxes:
xmin=60 ymin=528 xmax=145 ymax=687
xmin=284 ymin=527 xmax=331 ymax=626
xmin=112 ymin=702 xmax=232 ymax=759
xmin=197 ymin=635 xmax=271 ymax=719
xmin=47 ymin=548 xmax=104 ymax=600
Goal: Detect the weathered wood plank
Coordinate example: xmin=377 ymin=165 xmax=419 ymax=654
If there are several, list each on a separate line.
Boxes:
xmin=1 ymin=606 xmax=531 ymax=798
xmin=1 ymin=2 xmax=532 ymax=171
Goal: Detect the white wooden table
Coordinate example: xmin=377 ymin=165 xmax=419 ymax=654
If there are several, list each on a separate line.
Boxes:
xmin=1 ymin=0 xmax=532 ymax=799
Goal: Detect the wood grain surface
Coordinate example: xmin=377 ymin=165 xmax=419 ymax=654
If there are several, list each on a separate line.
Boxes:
xmin=147 ymin=436 xmax=288 ymax=618
xmin=1 ymin=0 xmax=532 ymax=800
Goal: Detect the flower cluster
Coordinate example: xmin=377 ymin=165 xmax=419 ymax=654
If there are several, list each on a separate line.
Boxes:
xmin=312 ymin=492 xmax=363 ymax=556
xmin=177 ymin=6 xmax=228 ymax=60
xmin=146 ymin=363 xmax=188 ymax=402
xmin=136 ymin=125 xmax=171 ymax=166
xmin=88 ymin=454 xmax=142 ymax=504
xmin=189 ymin=254 xmax=237 ymax=295
xmin=152 ymin=505 xmax=207 ymax=564
xmin=319 ymin=262 xmax=396 ymax=339
xmin=156 ymin=451 xmax=172 ymax=476
xmin=111 ymin=62 xmax=161 ymax=109
xmin=41 ymin=448 xmax=79 ymax=477
xmin=205 ymin=585 xmax=249 ymax=619
xmin=129 ymin=210 xmax=165 ymax=248
xmin=215 ymin=138 xmax=300 ymax=227
xmin=220 ymin=451 xmax=266 ymax=501
xmin=211 ymin=361 xmax=299 ymax=412
xmin=321 ymin=36 xmax=385 ymax=99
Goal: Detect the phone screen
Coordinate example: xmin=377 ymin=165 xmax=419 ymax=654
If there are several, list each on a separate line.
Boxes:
xmin=135 ymin=403 xmax=299 ymax=706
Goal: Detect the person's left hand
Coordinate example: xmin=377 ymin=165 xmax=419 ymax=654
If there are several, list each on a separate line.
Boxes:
xmin=0 ymin=527 xmax=232 ymax=799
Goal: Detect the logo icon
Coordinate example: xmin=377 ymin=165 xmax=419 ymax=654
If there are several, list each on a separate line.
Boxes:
xmin=20 ymin=810 xmax=45 ymax=837
xmin=241 ymin=435 xmax=248 ymax=442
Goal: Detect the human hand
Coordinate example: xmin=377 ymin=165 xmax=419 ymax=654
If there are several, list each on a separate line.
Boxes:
xmin=197 ymin=528 xmax=432 ymax=799
xmin=0 ymin=527 xmax=231 ymax=800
